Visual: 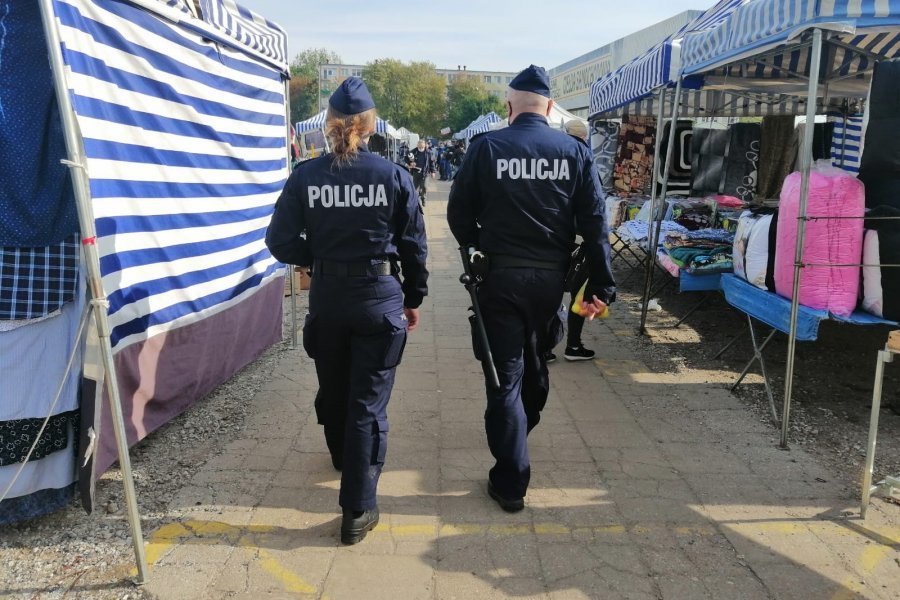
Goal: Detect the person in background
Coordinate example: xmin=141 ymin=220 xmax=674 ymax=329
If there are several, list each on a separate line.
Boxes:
xmin=547 ymin=119 xmax=596 ymax=362
xmin=408 ymin=139 xmax=434 ymax=207
xmin=265 ymin=78 xmax=428 ymax=545
xmin=447 ymin=65 xmax=615 ymax=513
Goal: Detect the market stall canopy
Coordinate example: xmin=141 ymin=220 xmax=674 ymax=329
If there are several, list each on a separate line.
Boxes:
xmin=678 ymin=0 xmax=900 ymax=106
xmin=490 ymin=103 xmax=587 ymax=130
xmin=295 ymin=110 xmax=401 ymax=138
xmin=589 ymin=0 xmax=776 ymax=118
xmin=454 ymin=112 xmax=503 ymax=139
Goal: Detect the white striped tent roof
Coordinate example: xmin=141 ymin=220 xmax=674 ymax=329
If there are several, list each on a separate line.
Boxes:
xmin=589 ymin=0 xmax=747 ymax=118
xmin=681 ymin=0 xmax=900 ymax=76
xmin=295 ymin=111 xmax=401 ymax=139
xmin=198 ymin=0 xmax=288 ymax=72
xmin=53 ymin=0 xmax=287 ymax=351
xmin=456 ymin=112 xmax=503 ymax=139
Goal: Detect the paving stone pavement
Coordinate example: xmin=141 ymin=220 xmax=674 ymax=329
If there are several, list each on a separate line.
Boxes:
xmin=143 ymin=181 xmax=899 ymax=599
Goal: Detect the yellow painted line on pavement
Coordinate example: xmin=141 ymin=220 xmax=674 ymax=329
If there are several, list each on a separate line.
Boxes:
xmin=830 ymin=545 xmax=895 ymax=600
xmin=253 ymin=548 xmax=317 ymax=594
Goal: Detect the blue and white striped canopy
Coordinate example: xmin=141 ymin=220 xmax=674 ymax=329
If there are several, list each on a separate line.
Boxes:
xmin=198 ymin=0 xmax=289 ymax=72
xmin=589 ymin=0 xmax=747 ymax=117
xmin=681 ymin=0 xmax=900 ymax=75
xmin=455 ymin=112 xmax=502 ymax=139
xmin=295 ymin=111 xmax=400 ymax=138
xmin=52 ymin=0 xmax=287 ymax=350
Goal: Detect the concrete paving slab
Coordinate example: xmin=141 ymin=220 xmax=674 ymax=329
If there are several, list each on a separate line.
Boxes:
xmin=138 ymin=185 xmax=899 ymax=599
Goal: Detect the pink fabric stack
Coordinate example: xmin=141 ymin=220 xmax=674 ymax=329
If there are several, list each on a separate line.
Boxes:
xmin=774 ymin=169 xmax=865 ymax=317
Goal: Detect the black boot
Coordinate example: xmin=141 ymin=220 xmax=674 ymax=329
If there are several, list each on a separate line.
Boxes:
xmin=341 ymin=508 xmax=380 ymax=545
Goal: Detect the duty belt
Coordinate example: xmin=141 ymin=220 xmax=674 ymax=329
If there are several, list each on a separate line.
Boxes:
xmin=314 ymin=259 xmax=395 ymax=277
xmin=490 ymin=254 xmax=569 ymax=271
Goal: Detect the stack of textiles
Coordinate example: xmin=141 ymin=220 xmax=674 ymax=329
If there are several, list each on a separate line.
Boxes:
xmin=617 ymin=220 xmax=688 ymax=248
xmin=663 ymin=229 xmax=735 ymax=274
xmin=671 ymin=199 xmax=716 ymax=231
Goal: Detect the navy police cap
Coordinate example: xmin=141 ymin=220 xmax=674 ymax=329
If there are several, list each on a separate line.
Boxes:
xmin=509 ymin=64 xmax=551 ymax=98
xmin=329 ymin=77 xmax=376 ymax=114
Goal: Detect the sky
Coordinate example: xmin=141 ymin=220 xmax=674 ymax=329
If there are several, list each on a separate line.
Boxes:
xmin=241 ymin=1 xmax=704 ymax=72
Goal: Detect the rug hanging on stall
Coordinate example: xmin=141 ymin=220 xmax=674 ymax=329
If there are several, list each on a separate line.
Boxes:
xmin=691 ymin=124 xmax=760 ymax=203
xmin=757 ymin=116 xmax=796 ymax=200
xmin=656 ymin=120 xmax=693 ymax=197
xmin=614 ymin=116 xmax=657 ymax=196
xmin=860 ymin=58 xmax=900 ymax=209
xmin=590 ymin=121 xmax=619 ymax=193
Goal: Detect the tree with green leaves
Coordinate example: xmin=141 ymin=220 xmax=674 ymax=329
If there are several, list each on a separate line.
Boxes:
xmin=288 ymin=48 xmax=342 ymax=124
xmin=446 ymin=76 xmax=507 ymax=134
xmin=363 ymin=60 xmax=446 ymax=136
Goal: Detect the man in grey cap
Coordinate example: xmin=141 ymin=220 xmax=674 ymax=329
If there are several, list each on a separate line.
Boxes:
xmin=447 ymin=65 xmax=616 ymax=512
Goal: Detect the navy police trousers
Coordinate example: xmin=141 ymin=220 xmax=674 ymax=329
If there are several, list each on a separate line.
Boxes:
xmin=304 ymin=273 xmax=408 ymax=511
xmin=477 ymin=267 xmax=565 ymax=500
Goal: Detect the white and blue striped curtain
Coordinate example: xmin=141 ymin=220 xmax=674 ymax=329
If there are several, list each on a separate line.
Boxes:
xmin=830 ymin=114 xmax=864 ymax=173
xmin=53 ymin=0 xmax=287 ymax=351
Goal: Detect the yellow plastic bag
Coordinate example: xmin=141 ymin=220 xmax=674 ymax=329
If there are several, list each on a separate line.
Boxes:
xmin=571 ymin=281 xmax=609 ymax=319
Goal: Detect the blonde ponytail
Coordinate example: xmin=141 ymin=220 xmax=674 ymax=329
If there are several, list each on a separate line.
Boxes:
xmin=325 ymin=107 xmax=377 ymax=166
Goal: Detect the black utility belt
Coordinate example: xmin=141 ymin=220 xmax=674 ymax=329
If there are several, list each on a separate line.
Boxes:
xmin=313 ymin=259 xmax=395 ymax=277
xmin=489 ymin=254 xmax=569 ymax=271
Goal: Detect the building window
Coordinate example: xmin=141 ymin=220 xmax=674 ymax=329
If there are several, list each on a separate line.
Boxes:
xmin=484 ymin=75 xmax=491 ymax=84
xmin=352 ymin=69 xmax=363 ymax=77
xmin=495 ymin=75 xmax=501 ymax=84
xmin=506 ymin=76 xmax=513 ymax=84
xmin=324 ymin=68 xmax=335 ymax=78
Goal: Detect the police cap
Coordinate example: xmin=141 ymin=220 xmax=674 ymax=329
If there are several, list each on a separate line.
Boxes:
xmin=329 ymin=77 xmax=376 ymax=114
xmin=509 ymin=64 xmax=551 ymax=98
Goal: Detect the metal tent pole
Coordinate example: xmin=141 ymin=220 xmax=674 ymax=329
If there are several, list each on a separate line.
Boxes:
xmin=640 ymin=79 xmax=683 ymax=333
xmin=781 ymin=28 xmax=824 ymax=449
xmin=283 ymin=79 xmax=297 ymax=349
xmin=37 ymin=0 xmax=149 ymax=583
xmin=638 ymin=89 xmax=669 ymax=333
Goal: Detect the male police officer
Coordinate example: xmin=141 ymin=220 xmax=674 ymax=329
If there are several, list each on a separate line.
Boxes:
xmin=447 ymin=65 xmax=615 ymax=512
xmin=266 ymin=78 xmax=428 ymax=544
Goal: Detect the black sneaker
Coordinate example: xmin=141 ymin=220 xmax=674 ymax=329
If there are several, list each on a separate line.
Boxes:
xmin=544 ymin=351 xmax=557 ymax=364
xmin=340 ymin=508 xmax=380 ymax=545
xmin=487 ymin=481 xmax=524 ymax=513
xmin=564 ymin=345 xmax=595 ymax=361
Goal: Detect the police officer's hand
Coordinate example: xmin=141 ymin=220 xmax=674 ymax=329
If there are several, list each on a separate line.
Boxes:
xmin=579 ymin=295 xmax=608 ymax=321
xmin=403 ymin=308 xmax=420 ymax=331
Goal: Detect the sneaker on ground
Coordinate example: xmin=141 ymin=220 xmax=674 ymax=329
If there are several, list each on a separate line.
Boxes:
xmin=564 ymin=345 xmax=595 ymax=361
xmin=544 ymin=351 xmax=557 ymax=363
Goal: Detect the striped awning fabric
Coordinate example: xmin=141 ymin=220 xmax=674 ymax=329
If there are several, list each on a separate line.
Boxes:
xmin=295 ymin=111 xmax=400 ymax=138
xmin=681 ymin=0 xmax=900 ymax=75
xmin=600 ymin=89 xmax=806 ymax=119
xmin=53 ymin=0 xmax=287 ymax=350
xmin=461 ymin=112 xmax=502 ymax=138
xmin=198 ymin=0 xmax=288 ymax=72
xmin=589 ymin=0 xmax=748 ymax=117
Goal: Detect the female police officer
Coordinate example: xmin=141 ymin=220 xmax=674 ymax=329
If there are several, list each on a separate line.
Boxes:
xmin=265 ymin=78 xmax=428 ymax=544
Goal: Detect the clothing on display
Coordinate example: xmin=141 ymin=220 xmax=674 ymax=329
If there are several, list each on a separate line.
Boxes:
xmin=829 ymin=114 xmax=864 ymax=174
xmin=0 ymin=1 xmax=78 ymax=247
xmin=590 ymin=121 xmax=620 ymax=193
xmin=0 ymin=483 xmax=76 ymax=526
xmin=671 ymin=199 xmax=715 ymax=231
xmin=774 ymin=167 xmax=865 ymax=317
xmin=614 ymin=116 xmax=657 ymax=195
xmin=663 ymin=229 xmax=735 ymax=274
xmin=0 ymin=410 xmax=78 ymax=466
xmin=0 ymin=233 xmax=80 ymax=320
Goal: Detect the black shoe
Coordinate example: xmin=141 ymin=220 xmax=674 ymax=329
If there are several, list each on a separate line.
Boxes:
xmin=564 ymin=345 xmax=595 ymax=361
xmin=487 ymin=481 xmax=524 ymax=513
xmin=544 ymin=352 xmax=557 ymax=364
xmin=340 ymin=508 xmax=380 ymax=545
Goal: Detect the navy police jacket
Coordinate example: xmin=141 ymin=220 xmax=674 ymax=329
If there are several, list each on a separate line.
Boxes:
xmin=265 ymin=144 xmax=429 ymax=308
xmin=447 ymin=112 xmax=616 ymax=304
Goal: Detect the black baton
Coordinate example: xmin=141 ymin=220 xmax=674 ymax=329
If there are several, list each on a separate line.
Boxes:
xmin=458 ymin=246 xmax=501 ymax=390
